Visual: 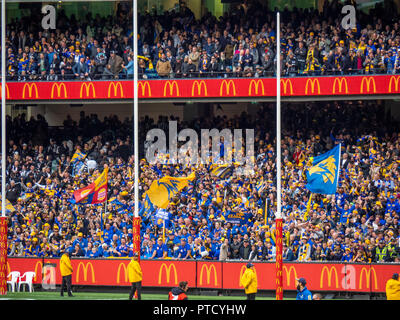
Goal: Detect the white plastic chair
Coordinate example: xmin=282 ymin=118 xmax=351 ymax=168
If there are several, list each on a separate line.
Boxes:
xmin=18 ymin=272 xmax=36 ymax=293
xmin=7 ymin=271 xmax=20 ymax=292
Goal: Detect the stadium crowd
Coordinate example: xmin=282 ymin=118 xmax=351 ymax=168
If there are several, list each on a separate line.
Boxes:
xmin=3 ymin=0 xmax=400 ymax=81
xmin=4 ymin=100 xmax=400 ymax=263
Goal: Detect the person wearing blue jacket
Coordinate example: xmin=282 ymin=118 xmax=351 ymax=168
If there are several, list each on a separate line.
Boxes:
xmin=296 ymin=277 xmax=313 ymax=300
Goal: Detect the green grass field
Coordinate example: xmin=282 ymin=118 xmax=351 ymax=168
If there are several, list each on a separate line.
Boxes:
xmin=0 ymin=291 xmax=285 ymax=300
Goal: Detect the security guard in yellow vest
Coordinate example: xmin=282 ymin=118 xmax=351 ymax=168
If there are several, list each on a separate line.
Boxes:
xmin=374 ymin=240 xmax=388 ymax=262
xmin=60 ymin=251 xmax=73 ymax=297
xmin=128 ymin=252 xmax=143 ymax=300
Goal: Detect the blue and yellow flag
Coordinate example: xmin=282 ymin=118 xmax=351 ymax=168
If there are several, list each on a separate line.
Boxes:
xmin=211 ymin=164 xmax=234 ymax=179
xmin=71 ymin=149 xmax=86 ymax=163
xmin=0 ymin=198 xmax=16 ymax=213
xmin=306 ymin=144 xmax=341 ymax=195
xmin=146 ymin=172 xmax=196 ymax=209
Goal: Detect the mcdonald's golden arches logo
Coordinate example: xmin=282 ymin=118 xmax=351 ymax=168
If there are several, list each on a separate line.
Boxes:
xmin=138 ymin=81 xmax=151 ymax=97
xmin=360 ymin=76 xmax=376 ymax=93
xmin=163 ymin=81 xmax=180 ymax=97
xmin=320 ymin=266 xmax=339 ymax=288
xmin=389 ymin=76 xmax=400 ymax=93
xmin=249 ymin=79 xmax=265 ymax=95
xmin=305 ymin=78 xmax=321 ymax=95
xmin=0 ymin=84 xmax=10 ymax=99
xmin=192 ymin=80 xmax=208 ymax=97
xmin=283 ymin=265 xmax=297 ymax=286
xmin=359 ymin=267 xmax=378 ymax=290
xmin=50 ymin=82 xmax=67 ymax=98
xmin=199 ymin=264 xmax=217 ymax=286
xmin=332 ymin=77 xmax=349 ymax=94
xmin=281 ymin=79 xmax=293 ymax=95
xmin=158 ymin=263 xmax=178 ymax=285
xmin=34 ymin=261 xmax=43 ymax=282
xmin=22 ymin=83 xmax=39 ymax=99
xmin=108 ymin=82 xmax=124 ymax=98
xmin=117 ymin=262 xmax=128 ymax=283
xmin=80 ymin=82 xmax=96 ymax=98
xmin=220 ymin=79 xmax=236 ymax=96
xmin=76 ymin=262 xmax=95 ymax=283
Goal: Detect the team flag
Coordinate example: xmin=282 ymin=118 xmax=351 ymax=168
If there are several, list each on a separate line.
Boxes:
xmin=73 ymin=167 xmax=109 ymax=204
xmin=71 ymin=149 xmax=86 ymax=163
xmin=146 ymin=172 xmax=196 ymax=209
xmin=211 ymin=164 xmax=234 ymax=179
xmin=306 ymin=144 xmax=341 ymax=194
xmin=71 ymin=149 xmax=87 ymax=176
xmin=0 ymin=198 xmax=16 ymax=213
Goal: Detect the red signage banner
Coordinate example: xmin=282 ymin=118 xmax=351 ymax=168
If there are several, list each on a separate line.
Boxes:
xmin=6 ymin=258 xmax=399 ymax=294
xmin=4 ymin=75 xmax=400 ymax=101
xmin=0 ymin=217 xmax=7 ymax=295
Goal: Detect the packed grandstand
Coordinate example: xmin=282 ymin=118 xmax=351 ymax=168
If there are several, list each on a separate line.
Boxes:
xmin=3 ymin=0 xmax=400 ymax=81
xmin=4 ymin=99 xmax=400 ymax=264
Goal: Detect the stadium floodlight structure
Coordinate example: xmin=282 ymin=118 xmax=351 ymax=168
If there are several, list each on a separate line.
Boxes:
xmin=0 ymin=0 xmax=7 ymax=296
xmin=275 ymin=11 xmax=284 ymax=300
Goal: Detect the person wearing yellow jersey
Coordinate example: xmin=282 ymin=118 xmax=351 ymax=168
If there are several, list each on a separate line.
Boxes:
xmin=386 ymin=273 xmax=400 ymax=300
xmin=128 ymin=252 xmax=143 ymax=300
xmin=240 ymin=262 xmax=258 ymax=300
xmin=60 ymin=251 xmax=73 ymax=297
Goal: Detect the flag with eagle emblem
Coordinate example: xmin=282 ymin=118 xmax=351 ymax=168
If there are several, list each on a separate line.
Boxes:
xmin=306 ymin=144 xmax=341 ymax=194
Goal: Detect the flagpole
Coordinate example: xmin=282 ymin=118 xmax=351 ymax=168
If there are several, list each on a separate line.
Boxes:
xmin=133 ymin=0 xmax=139 ymax=218
xmin=132 ymin=0 xmax=141 ymax=259
xmin=0 ymin=0 xmax=8 ymax=295
xmin=275 ymin=11 xmax=284 ymax=301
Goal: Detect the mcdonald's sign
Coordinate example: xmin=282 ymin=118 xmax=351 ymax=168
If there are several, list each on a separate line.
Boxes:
xmin=163 ymin=81 xmax=180 ymax=97
xmin=332 ymin=77 xmax=349 ymax=94
xmin=249 ymin=79 xmax=265 ymax=95
xmin=192 ymin=80 xmax=208 ymax=96
xmin=133 ymin=217 xmax=141 ymax=226
xmin=388 ymin=76 xmax=400 ymax=93
xmin=79 ymin=82 xmax=96 ymax=98
xmin=22 ymin=83 xmax=39 ymax=99
xmin=138 ymin=81 xmax=151 ymax=97
xmin=283 ymin=265 xmax=297 ymax=286
xmin=76 ymin=262 xmax=95 ymax=283
xmin=320 ymin=266 xmax=339 ymax=288
xmin=107 ymin=82 xmax=124 ymax=98
xmin=220 ymin=79 xmax=236 ymax=96
xmin=117 ymin=263 xmax=128 ymax=284
xmin=359 ymin=267 xmax=378 ymax=290
xmin=0 ymin=84 xmax=10 ymax=99
xmin=281 ymin=79 xmax=293 ymax=95
xmin=199 ymin=264 xmax=217 ymax=286
xmin=50 ymin=82 xmax=67 ymax=98
xmin=34 ymin=261 xmax=43 ymax=282
xmin=305 ymin=78 xmax=321 ymax=95
xmin=158 ymin=263 xmax=178 ymax=285
xmin=360 ymin=76 xmax=376 ymax=93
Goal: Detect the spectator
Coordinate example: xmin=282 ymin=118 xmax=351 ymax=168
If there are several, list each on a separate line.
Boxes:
xmin=156 ymin=53 xmax=171 ymax=78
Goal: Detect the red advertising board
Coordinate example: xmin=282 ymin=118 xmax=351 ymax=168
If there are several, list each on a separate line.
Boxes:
xmin=4 ymin=75 xmax=400 ymax=102
xmin=6 ymin=258 xmax=399 ymax=293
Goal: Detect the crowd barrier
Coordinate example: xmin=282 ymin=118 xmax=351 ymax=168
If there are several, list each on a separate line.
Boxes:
xmin=3 ymin=75 xmax=400 ymax=101
xmin=6 ymin=257 xmax=400 ymax=293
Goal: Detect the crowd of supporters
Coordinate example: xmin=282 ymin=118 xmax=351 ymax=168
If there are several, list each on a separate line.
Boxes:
xmin=4 ymin=100 xmax=400 ymax=263
xmin=3 ymin=0 xmax=400 ymax=81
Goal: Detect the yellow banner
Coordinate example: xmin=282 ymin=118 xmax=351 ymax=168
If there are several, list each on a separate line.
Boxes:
xmin=146 ymin=172 xmax=195 ymax=209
